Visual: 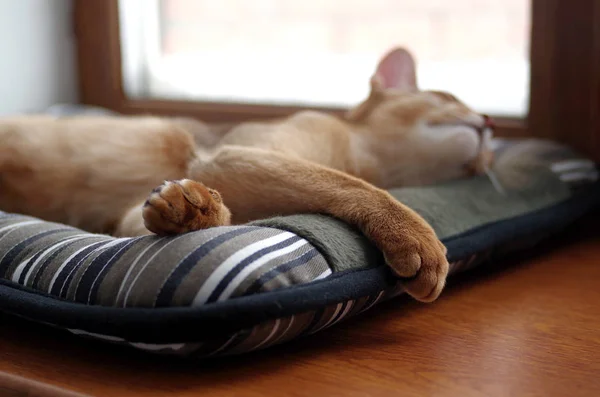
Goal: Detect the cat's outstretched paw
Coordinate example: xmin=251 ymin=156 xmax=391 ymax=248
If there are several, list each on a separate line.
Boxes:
xmin=366 ymin=204 xmax=449 ymax=302
xmin=384 ymin=228 xmax=448 ymax=302
xmin=143 ymin=179 xmax=231 ymax=235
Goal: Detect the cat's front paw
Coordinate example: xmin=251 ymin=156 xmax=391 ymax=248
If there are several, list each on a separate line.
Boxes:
xmin=368 ymin=206 xmax=449 ymax=302
xmin=385 ymin=228 xmax=448 ymax=302
xmin=143 ymin=179 xmax=231 ymax=235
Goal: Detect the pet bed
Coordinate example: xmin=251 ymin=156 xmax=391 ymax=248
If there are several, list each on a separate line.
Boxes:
xmin=0 ymin=109 xmax=598 ymax=358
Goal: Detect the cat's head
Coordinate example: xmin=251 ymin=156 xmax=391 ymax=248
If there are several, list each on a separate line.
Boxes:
xmin=346 ymin=47 xmax=494 ymax=187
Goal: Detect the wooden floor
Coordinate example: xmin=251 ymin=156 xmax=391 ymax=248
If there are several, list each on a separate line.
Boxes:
xmin=1 ymin=222 xmax=599 ymax=396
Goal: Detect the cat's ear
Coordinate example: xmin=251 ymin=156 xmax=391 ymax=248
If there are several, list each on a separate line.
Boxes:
xmin=371 ymin=47 xmax=418 ymax=92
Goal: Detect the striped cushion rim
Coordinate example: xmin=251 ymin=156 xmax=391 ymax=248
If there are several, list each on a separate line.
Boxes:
xmin=0 ymin=214 xmax=332 ymax=308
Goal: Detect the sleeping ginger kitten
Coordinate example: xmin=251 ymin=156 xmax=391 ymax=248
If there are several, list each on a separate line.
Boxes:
xmin=0 ymin=48 xmax=494 ymax=303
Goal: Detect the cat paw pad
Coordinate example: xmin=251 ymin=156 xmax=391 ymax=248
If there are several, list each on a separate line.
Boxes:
xmin=142 ymin=179 xmax=231 ymax=235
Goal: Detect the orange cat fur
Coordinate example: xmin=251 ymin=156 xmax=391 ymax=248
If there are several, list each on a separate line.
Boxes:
xmin=0 ymin=48 xmax=494 ymax=302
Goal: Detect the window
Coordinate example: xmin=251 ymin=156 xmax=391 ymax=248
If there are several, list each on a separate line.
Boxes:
xmin=74 ymin=0 xmax=600 ymax=161
xmin=119 ymin=0 xmax=530 ymax=117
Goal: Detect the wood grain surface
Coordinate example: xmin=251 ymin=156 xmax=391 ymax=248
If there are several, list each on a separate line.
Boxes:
xmin=0 ymin=222 xmax=599 ymax=397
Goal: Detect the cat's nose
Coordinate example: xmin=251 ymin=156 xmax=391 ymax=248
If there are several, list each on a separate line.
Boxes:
xmin=475 ymin=115 xmax=495 ymax=135
xmin=483 ymin=115 xmax=495 ymax=129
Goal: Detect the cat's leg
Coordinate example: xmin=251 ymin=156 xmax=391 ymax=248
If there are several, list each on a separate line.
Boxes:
xmin=144 ymin=146 xmax=448 ymax=302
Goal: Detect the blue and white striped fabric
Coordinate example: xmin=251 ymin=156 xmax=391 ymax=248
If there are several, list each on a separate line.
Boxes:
xmin=61 ymin=249 xmax=493 ymax=357
xmin=0 ymin=214 xmax=331 ymax=309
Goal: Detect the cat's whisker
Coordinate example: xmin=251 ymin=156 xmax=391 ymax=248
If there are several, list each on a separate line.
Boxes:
xmin=484 ymin=165 xmax=506 ymax=195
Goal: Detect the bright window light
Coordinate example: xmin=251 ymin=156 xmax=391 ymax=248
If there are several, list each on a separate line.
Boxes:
xmin=119 ymin=0 xmax=530 ymax=117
